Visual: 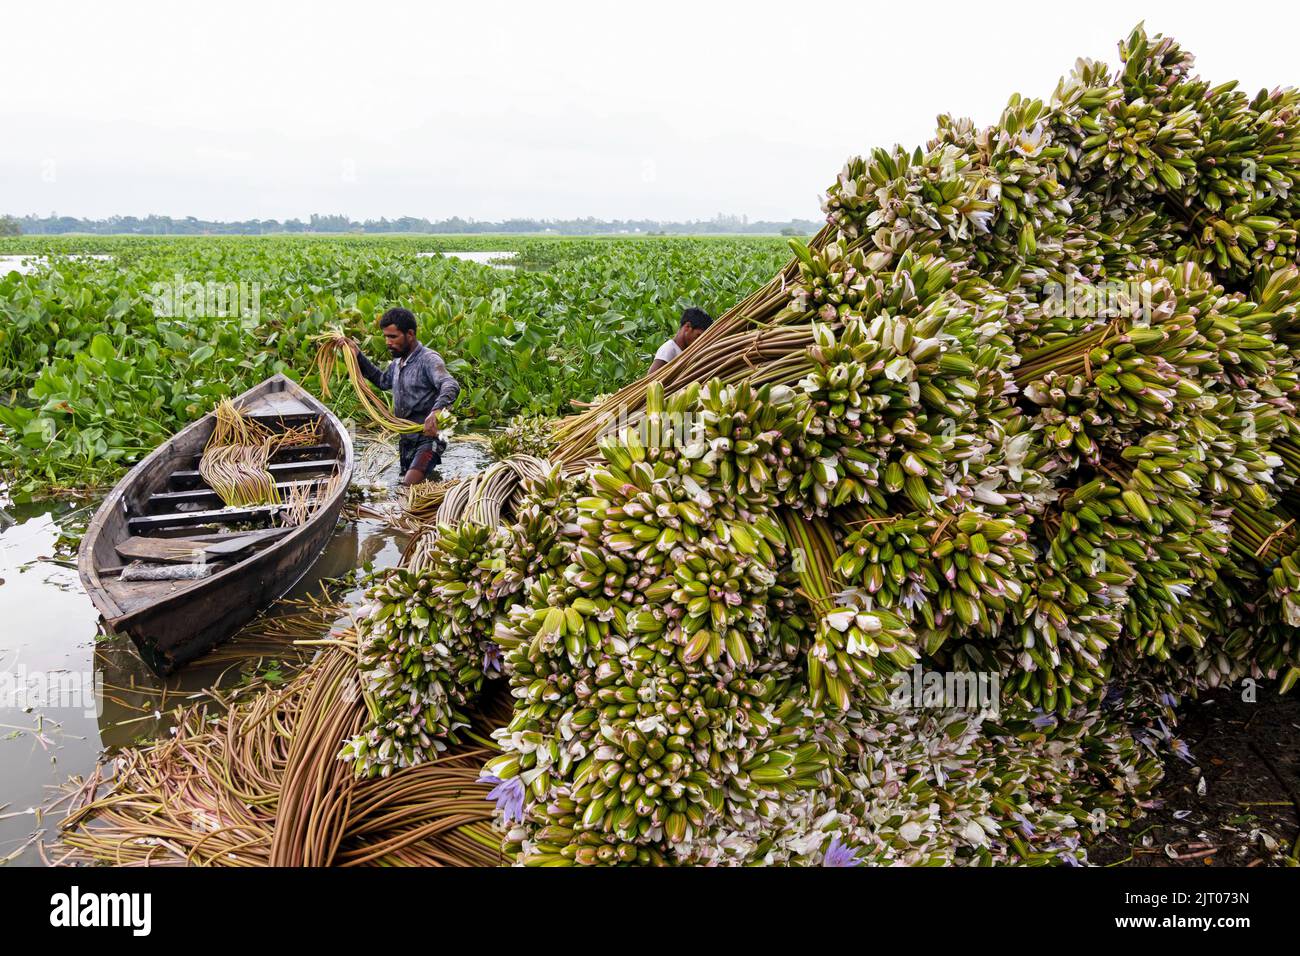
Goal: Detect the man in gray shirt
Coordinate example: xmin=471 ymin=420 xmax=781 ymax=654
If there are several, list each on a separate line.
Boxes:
xmin=347 ymin=307 xmax=461 ymax=485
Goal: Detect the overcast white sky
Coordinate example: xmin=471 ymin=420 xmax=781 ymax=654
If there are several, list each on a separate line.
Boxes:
xmin=4 ymin=0 xmax=1299 ymax=223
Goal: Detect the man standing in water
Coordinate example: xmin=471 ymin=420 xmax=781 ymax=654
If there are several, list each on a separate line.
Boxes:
xmin=648 ymin=307 xmax=712 ymax=374
xmin=347 ymin=307 xmax=460 ymax=486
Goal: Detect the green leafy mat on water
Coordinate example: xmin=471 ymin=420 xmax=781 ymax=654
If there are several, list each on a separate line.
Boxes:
xmin=0 ymin=236 xmax=786 ymax=498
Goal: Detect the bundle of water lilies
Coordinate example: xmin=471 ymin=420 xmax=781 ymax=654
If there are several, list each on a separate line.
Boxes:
xmin=55 ymin=26 xmax=1300 ymax=868
xmin=327 ymin=26 xmax=1300 ymax=867
xmin=200 ymin=399 xmax=321 ymax=507
xmin=490 ymin=413 xmax=556 ymax=460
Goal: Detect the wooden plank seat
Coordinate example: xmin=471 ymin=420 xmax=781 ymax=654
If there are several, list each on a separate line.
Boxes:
xmin=246 ymin=412 xmax=320 ymax=430
xmin=114 ymin=527 xmax=292 ymax=563
xmin=167 ymin=458 xmax=340 ymax=490
xmin=179 ymin=443 xmax=336 ymax=468
xmin=145 ymin=478 xmax=324 ymax=513
xmin=235 ymin=392 xmax=321 ymax=430
xmin=240 ymin=393 xmax=317 ymax=417
xmin=127 ymin=503 xmax=284 ymax=533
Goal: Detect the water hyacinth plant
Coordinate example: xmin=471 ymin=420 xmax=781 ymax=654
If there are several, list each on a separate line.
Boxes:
xmin=0 ymin=236 xmax=786 ymax=497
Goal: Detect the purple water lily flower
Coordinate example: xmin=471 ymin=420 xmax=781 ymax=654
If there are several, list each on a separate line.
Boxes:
xmin=478 ymin=773 xmax=526 ymax=823
xmin=822 ymin=835 xmax=860 ymax=867
xmin=1030 ymin=711 xmax=1056 ymax=730
xmin=1012 ymin=812 xmax=1035 ymax=837
xmin=482 ymin=642 xmax=503 ymax=677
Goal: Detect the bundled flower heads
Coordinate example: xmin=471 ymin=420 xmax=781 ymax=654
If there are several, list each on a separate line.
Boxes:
xmin=490 ymin=414 xmax=555 ymax=460
xmin=340 ymin=523 xmax=501 ymax=778
xmin=335 ymin=26 xmax=1300 ymax=864
xmin=672 ymin=692 xmax=1167 ymax=867
xmin=836 ymin=507 xmax=1038 ymax=650
xmin=342 ymin=461 xmax=574 ymax=779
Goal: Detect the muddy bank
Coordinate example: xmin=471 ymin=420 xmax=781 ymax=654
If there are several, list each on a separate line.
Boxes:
xmin=1090 ymin=685 xmax=1300 ymax=867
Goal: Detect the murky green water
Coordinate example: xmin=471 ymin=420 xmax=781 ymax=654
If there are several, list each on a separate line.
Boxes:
xmin=423 ymin=250 xmax=517 ymax=269
xmin=0 ymin=254 xmax=113 ymax=276
xmin=0 ymin=437 xmax=491 ymax=866
xmin=419 ymin=250 xmax=549 ymax=272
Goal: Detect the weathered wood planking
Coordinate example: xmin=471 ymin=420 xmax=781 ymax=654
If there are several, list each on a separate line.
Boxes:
xmin=167 ymin=458 xmax=338 ymax=490
xmin=178 ymin=443 xmax=335 ymax=469
xmin=127 ymin=504 xmax=283 ymax=533
xmin=182 ymin=527 xmax=294 ymax=546
xmin=114 ymin=527 xmax=293 ymax=563
xmin=146 ymin=478 xmax=323 ymax=513
xmin=115 ymin=536 xmax=212 ymax=563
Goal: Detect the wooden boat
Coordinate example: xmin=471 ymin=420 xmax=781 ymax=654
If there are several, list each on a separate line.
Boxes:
xmin=78 ymin=374 xmax=354 ymax=674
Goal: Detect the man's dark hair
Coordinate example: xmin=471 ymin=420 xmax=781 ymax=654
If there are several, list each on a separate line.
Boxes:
xmin=680 ymin=307 xmax=712 ymax=331
xmin=379 ymin=307 xmax=417 ymax=334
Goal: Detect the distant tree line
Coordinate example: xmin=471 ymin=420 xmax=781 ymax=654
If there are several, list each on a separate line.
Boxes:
xmin=0 ymin=215 xmax=21 ymax=236
xmin=7 ymin=212 xmax=821 ymax=236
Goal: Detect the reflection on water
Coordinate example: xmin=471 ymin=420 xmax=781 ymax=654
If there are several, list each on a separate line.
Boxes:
xmin=0 ymin=436 xmax=491 ymax=865
xmin=419 ymin=250 xmax=517 ymax=270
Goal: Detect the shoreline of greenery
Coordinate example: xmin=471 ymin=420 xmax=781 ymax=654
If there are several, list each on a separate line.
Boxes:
xmin=3 ymin=213 xmax=819 ymax=237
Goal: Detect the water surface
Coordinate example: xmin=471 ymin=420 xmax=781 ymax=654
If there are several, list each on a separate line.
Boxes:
xmin=0 ymin=437 xmax=491 ymax=866
xmin=0 ymin=254 xmax=113 ymax=276
xmin=419 ymin=250 xmax=517 ymax=269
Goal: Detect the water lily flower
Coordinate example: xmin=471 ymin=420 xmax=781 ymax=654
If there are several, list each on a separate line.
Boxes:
xmin=822 ymin=835 xmax=861 ymax=867
xmin=478 ymin=773 xmax=527 ymax=823
xmin=482 ymin=642 xmax=503 ymax=676
xmin=1012 ymin=121 xmax=1048 ymax=157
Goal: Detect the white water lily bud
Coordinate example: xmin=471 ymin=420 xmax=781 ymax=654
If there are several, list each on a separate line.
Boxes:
xmin=884 ymin=356 xmax=915 ymax=382
xmin=910 ymin=337 xmax=942 ymax=362
xmin=825 ymin=609 xmax=856 ymax=632
xmin=973 ymin=480 xmax=1007 ymax=505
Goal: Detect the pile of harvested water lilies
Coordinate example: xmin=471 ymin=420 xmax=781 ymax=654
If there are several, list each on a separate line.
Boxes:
xmin=57 ymin=26 xmax=1300 ymax=866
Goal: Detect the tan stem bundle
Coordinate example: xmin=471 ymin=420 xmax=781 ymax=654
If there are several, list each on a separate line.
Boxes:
xmin=314 ymin=330 xmax=424 ymax=435
xmin=199 ymin=399 xmax=321 ymax=508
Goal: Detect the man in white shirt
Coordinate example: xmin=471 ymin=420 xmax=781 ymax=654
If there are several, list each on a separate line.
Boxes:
xmin=648 ymin=307 xmax=713 ymax=375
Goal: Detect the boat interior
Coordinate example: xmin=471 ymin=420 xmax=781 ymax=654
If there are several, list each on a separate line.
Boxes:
xmin=86 ymin=383 xmax=347 ymax=617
